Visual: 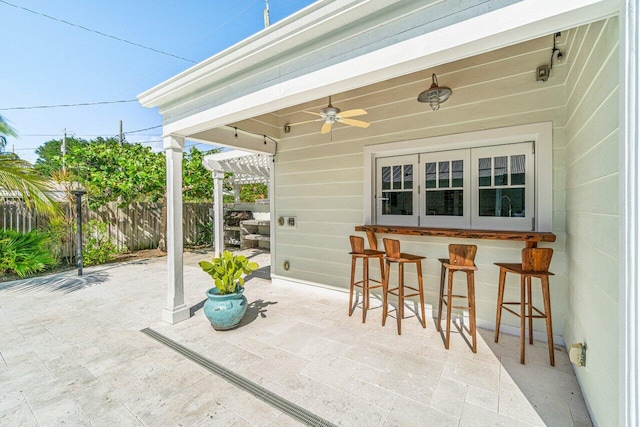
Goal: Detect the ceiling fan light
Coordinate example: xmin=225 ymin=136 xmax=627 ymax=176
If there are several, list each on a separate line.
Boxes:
xmin=418 ymin=73 xmax=452 ymax=110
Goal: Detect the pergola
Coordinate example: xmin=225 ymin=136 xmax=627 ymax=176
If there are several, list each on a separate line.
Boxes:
xmin=202 ymin=150 xmax=272 ymax=255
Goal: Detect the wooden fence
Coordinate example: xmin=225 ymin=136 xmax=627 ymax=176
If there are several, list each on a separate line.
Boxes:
xmin=0 ymin=201 xmax=213 ymax=256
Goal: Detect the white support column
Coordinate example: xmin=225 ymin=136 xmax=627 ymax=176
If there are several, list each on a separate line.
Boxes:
xmin=213 ymin=170 xmax=225 ymax=256
xmin=621 ymin=1 xmax=639 ymax=424
xmin=163 ymin=135 xmax=189 ymax=324
xmin=269 ymin=155 xmax=275 ymax=278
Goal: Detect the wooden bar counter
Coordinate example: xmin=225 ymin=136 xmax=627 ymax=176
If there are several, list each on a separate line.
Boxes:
xmin=355 ymin=225 xmax=556 ymax=250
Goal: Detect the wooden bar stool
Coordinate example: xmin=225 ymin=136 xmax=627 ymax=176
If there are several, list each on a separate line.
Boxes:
xmin=381 ymin=238 xmax=426 ymax=335
xmin=437 ymin=244 xmax=478 ymax=352
xmin=349 ymin=235 xmax=385 ymax=323
xmin=494 ymin=248 xmax=555 ymax=365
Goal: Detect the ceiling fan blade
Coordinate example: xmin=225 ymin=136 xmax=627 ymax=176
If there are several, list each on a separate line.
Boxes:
xmin=287 ymin=118 xmax=323 ymax=126
xmin=339 ymin=118 xmax=370 ymax=128
xmin=338 ymin=109 xmax=367 ymax=118
xmin=303 ymin=110 xmax=324 ymax=117
xmin=321 ymin=122 xmax=333 ymax=134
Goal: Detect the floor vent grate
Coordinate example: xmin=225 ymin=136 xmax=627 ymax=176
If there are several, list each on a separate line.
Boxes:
xmin=141 ymin=328 xmax=336 ymax=427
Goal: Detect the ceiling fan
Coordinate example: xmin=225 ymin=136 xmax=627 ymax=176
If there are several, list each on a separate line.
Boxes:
xmin=285 ymin=97 xmax=370 ymax=134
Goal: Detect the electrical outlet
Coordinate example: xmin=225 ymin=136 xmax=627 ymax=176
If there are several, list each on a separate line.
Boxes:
xmin=278 ymin=216 xmax=297 ymax=228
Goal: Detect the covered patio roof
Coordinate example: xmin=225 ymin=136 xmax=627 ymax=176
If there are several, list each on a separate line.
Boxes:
xmin=137 ymin=1 xmax=639 ymax=424
xmin=138 ymin=0 xmax=618 ymax=149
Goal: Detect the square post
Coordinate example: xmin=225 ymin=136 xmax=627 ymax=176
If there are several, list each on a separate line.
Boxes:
xmin=213 ymin=170 xmax=225 ymax=255
xmin=163 ymin=135 xmax=189 ymax=324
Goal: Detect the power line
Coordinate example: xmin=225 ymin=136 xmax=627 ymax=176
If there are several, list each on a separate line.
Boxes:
xmin=0 ymin=0 xmax=197 ymax=64
xmin=0 ymin=99 xmax=138 ymax=111
xmin=124 ymin=125 xmax=163 ymax=135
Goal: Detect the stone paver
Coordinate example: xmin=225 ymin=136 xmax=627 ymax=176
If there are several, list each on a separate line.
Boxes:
xmin=0 ymin=249 xmax=592 ymax=426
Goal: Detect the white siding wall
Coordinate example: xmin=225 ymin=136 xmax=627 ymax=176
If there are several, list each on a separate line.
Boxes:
xmin=272 ymin=18 xmax=620 ymax=426
xmin=273 ymin=33 xmax=569 ymax=336
xmin=563 ymin=17 xmax=619 ymax=426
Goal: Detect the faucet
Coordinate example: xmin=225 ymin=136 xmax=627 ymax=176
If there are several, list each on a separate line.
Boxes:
xmin=497 ymin=195 xmax=512 ymax=217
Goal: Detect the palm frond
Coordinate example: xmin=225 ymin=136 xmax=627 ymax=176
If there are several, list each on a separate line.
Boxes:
xmin=0 ymin=155 xmax=60 ymax=216
xmin=0 ymin=116 xmax=17 ymax=151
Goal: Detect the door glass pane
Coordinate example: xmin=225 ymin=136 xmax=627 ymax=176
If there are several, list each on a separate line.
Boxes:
xmin=425 ymin=162 xmax=436 ymax=189
xmin=494 ymin=156 xmax=508 ymax=185
xmin=382 ymin=166 xmax=391 ymax=190
xmin=393 ymin=166 xmax=402 ymax=190
xmin=452 ymin=160 xmax=463 ymax=187
xmin=511 ymin=155 xmax=525 ymax=185
xmin=439 ymin=162 xmax=450 ymax=188
xmin=478 ymin=158 xmax=491 ymax=186
xmin=404 ymin=165 xmax=413 ymax=189
xmin=478 ymin=188 xmax=525 ymax=217
xmin=426 ymin=190 xmax=463 ymax=216
xmin=381 ymin=191 xmax=413 ymax=215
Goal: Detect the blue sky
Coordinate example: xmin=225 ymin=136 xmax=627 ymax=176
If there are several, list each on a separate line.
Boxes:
xmin=0 ymin=0 xmax=316 ymax=163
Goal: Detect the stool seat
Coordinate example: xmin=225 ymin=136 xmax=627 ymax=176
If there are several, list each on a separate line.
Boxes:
xmin=494 ymin=263 xmax=555 ymax=277
xmin=495 ymin=248 xmax=555 ymax=366
xmin=438 ymin=258 xmax=478 ymax=271
xmin=349 ymin=236 xmax=385 ymax=323
xmin=388 ymin=253 xmax=425 ymax=263
xmin=382 ymin=238 xmax=426 ymax=335
xmin=351 ymin=249 xmax=386 ymax=258
xmin=437 ymin=244 xmax=478 ymax=352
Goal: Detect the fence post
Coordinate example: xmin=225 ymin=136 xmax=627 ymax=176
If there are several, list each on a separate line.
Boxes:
xmin=72 ymin=190 xmax=87 ymax=276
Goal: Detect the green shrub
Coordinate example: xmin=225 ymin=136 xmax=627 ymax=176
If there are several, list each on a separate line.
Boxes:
xmin=0 ymin=229 xmax=56 ymax=278
xmin=45 ymin=216 xmax=73 ymax=266
xmin=81 ymin=220 xmax=124 ymax=266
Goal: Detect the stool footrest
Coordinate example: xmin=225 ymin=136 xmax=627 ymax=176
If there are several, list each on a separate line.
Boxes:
xmin=353 ymin=280 xmax=384 ymax=289
xmin=501 ymin=302 xmax=546 ymax=318
xmin=443 ymin=304 xmax=472 ymax=310
xmin=387 ymin=289 xmax=421 ymax=299
xmin=441 ymin=293 xmax=467 ymax=299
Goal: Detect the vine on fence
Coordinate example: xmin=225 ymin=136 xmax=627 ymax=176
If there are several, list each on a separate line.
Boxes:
xmin=79 ymin=220 xmax=125 ymax=266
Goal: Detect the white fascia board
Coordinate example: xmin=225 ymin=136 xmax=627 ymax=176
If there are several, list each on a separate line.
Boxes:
xmin=161 ymin=0 xmax=618 ymax=138
xmin=138 ymin=0 xmax=402 ymax=108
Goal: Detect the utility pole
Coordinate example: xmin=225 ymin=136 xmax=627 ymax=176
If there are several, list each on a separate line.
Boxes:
xmin=61 ymin=128 xmax=66 ymax=172
xmin=264 ymin=0 xmax=270 ymax=28
xmin=119 ymin=120 xmax=123 ymax=145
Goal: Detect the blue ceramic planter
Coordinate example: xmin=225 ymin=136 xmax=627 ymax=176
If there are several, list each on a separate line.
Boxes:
xmin=203 ymin=287 xmax=248 ymax=330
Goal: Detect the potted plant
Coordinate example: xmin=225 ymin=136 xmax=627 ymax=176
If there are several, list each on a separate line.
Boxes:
xmin=199 ymin=251 xmax=259 ymax=330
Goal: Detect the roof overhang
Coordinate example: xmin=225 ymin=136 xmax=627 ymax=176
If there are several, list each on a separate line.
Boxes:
xmin=139 ymin=0 xmax=619 ymax=141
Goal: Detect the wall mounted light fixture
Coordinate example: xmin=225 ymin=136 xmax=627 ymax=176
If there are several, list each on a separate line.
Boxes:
xmin=417 ymin=73 xmax=452 ymax=110
xmin=537 ymin=32 xmax=563 ymax=82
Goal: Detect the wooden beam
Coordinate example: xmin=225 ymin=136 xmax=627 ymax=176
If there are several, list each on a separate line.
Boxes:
xmin=355 ymin=225 xmax=556 ymax=244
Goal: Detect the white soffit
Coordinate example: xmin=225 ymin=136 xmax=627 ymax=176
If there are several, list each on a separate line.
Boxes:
xmin=142 ymin=0 xmax=619 ymax=138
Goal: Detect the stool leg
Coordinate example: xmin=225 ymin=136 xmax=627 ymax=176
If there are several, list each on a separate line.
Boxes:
xmin=362 ymin=258 xmax=369 ymax=323
xmin=468 ymin=270 xmax=477 ymax=353
xmin=349 ymin=255 xmax=356 ymax=316
xmin=527 ymin=275 xmax=533 ymax=345
xmin=520 ymin=275 xmax=526 ymax=364
xmin=397 ymin=263 xmax=404 ymax=335
xmin=417 ymin=261 xmax=426 ymax=328
xmin=437 ymin=263 xmax=446 ymax=332
xmin=445 ymin=270 xmax=454 ymax=349
xmin=495 ymin=268 xmax=507 ymax=343
xmin=382 ymin=261 xmax=390 ymax=326
xmin=541 ymin=276 xmax=555 ymax=366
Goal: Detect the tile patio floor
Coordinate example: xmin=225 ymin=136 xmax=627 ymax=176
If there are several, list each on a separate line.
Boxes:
xmin=0 ymin=249 xmax=592 ymax=426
